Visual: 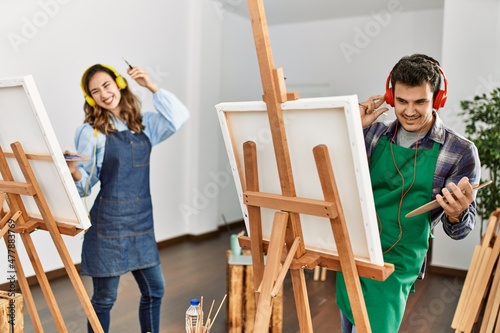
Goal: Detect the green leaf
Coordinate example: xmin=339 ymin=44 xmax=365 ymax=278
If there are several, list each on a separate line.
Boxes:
xmin=460 ymin=87 xmax=500 ymax=227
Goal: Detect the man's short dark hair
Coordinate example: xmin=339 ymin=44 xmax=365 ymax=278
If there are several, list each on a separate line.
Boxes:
xmin=390 ymin=54 xmax=442 ymax=97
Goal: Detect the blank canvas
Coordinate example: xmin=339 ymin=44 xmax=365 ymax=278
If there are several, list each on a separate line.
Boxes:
xmin=0 ymin=75 xmax=91 ymax=230
xmin=216 ymin=95 xmax=383 ymax=265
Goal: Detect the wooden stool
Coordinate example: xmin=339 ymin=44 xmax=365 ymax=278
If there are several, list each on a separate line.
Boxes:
xmin=227 ymin=250 xmax=283 ymax=332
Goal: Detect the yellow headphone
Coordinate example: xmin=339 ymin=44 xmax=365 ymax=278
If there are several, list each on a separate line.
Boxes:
xmin=80 ymin=64 xmax=127 ymax=107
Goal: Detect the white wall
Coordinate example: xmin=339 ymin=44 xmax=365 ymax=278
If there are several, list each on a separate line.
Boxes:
xmin=220 ymin=7 xmax=444 ymax=102
xmin=0 ymin=0 xmax=227 ymax=283
xmin=180 ymin=0 xmax=243 ymax=236
xmin=431 ymin=0 xmax=500 ymax=270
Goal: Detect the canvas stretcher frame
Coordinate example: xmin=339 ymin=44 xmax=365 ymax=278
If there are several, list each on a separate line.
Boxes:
xmin=0 ymin=75 xmax=91 ymax=230
xmin=216 ymin=96 xmax=384 ymax=266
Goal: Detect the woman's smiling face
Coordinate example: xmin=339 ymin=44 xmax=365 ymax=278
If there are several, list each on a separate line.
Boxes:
xmin=88 ymin=71 xmax=122 ymax=114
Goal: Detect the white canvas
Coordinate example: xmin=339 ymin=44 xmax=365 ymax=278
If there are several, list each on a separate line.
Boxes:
xmin=0 ymin=75 xmax=91 ymax=230
xmin=216 ymin=95 xmax=383 ymax=265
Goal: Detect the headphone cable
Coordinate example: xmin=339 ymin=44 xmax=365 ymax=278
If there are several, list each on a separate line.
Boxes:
xmin=380 ymin=125 xmax=423 ymax=254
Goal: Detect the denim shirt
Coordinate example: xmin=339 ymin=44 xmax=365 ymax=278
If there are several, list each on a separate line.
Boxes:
xmin=73 ymin=88 xmax=189 ymax=197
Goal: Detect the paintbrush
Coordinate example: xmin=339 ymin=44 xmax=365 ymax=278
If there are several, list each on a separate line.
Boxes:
xmin=208 ymin=294 xmax=227 ymax=330
xmin=122 ymin=56 xmax=134 ymax=69
xmin=204 ymin=299 xmax=215 ymax=329
xmin=406 ymin=180 xmax=493 ymax=218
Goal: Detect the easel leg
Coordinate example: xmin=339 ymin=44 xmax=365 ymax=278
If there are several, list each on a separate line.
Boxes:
xmin=480 ymin=259 xmax=500 ymax=332
xmin=243 ymin=0 xmax=316 ymax=330
xmin=3 ymin=143 xmax=103 ymax=332
xmin=243 ymin=140 xmax=265 ymax=305
xmin=314 ymin=145 xmax=372 ymax=332
xmin=254 ymin=212 xmax=288 ymax=332
xmin=290 ymin=269 xmax=313 ymax=331
xmin=19 ymin=232 xmax=68 ymax=332
xmin=3 ymin=202 xmax=75 ymax=333
xmin=270 ymin=283 xmax=283 ymax=333
xmin=25 ymin=199 xmax=102 ymax=328
xmin=55 ymin=244 xmax=102 ymax=332
xmin=284 ymin=212 xmax=312 ymax=333
xmin=2 ymin=207 xmax=44 ymax=332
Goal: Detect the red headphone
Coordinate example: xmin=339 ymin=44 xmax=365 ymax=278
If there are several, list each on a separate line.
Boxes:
xmin=384 ymin=66 xmax=448 ymax=111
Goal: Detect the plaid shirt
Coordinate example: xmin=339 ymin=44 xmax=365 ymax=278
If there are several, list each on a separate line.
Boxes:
xmin=364 ymin=114 xmax=480 ymax=240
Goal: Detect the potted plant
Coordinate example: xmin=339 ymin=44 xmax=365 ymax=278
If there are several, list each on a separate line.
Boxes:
xmin=459 ymin=87 xmax=500 ymax=235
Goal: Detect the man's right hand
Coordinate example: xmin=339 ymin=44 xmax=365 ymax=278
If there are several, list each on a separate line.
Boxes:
xmin=358 ymin=94 xmax=389 ymax=127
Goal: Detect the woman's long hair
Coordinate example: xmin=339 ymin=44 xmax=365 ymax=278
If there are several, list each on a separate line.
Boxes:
xmin=81 ymin=64 xmax=144 ymax=134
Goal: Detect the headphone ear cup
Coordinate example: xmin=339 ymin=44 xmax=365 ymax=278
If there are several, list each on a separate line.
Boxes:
xmin=384 ymin=72 xmax=394 ymax=107
xmin=85 ymin=95 xmax=96 ymax=107
xmin=115 ymin=76 xmax=127 ymax=90
xmin=433 ymin=90 xmax=447 ymax=110
xmin=384 ymin=89 xmax=394 ymax=107
xmin=432 ymin=66 xmax=448 ymax=111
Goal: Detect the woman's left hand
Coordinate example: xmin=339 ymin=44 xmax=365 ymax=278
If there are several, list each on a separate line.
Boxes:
xmin=127 ymin=67 xmax=159 ymax=93
xmin=64 ymin=150 xmax=82 ymax=181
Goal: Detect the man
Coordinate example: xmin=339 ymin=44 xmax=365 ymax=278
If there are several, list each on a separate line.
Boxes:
xmin=336 ymin=54 xmax=481 ymax=333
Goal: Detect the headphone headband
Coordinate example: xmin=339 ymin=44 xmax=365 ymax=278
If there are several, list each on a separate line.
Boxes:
xmin=80 ymin=64 xmax=127 ymax=107
xmin=384 ymin=65 xmax=448 ymax=111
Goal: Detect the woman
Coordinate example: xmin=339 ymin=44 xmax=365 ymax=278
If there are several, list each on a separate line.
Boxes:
xmin=67 ymin=63 xmax=189 ymax=333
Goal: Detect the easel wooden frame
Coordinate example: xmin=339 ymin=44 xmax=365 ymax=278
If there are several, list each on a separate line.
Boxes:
xmin=0 ymin=142 xmax=103 ymax=333
xmin=451 ymin=208 xmax=500 ymax=333
xmin=235 ymin=1 xmax=394 ymax=332
xmin=0 ymin=75 xmax=91 ymax=231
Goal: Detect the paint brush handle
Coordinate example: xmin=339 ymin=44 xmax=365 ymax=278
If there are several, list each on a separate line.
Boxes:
xmin=208 ymin=294 xmax=227 ymax=330
xmin=405 ymin=180 xmax=493 ymax=218
xmin=122 ymin=57 xmax=134 ymax=69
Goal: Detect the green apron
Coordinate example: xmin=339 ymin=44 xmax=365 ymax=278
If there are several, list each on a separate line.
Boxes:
xmin=336 ymin=136 xmax=440 ymax=333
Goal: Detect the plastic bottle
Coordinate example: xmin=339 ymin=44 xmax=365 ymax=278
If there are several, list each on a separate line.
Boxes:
xmin=185 ymin=299 xmax=202 ymax=333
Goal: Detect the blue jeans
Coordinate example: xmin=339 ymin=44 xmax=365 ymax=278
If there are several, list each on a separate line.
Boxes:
xmin=88 ymin=265 xmax=165 ymax=333
xmin=340 ymin=311 xmax=357 ymax=333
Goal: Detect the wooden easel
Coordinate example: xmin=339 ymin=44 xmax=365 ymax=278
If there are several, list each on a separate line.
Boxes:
xmin=452 ymin=208 xmax=500 ymax=333
xmin=0 ymin=142 xmax=103 ymax=332
xmin=236 ymin=1 xmax=394 ymax=332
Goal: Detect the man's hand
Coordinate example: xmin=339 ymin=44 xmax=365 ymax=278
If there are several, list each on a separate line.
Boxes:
xmin=358 ymin=95 xmax=389 ymax=127
xmin=436 ymin=177 xmax=473 ymax=223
